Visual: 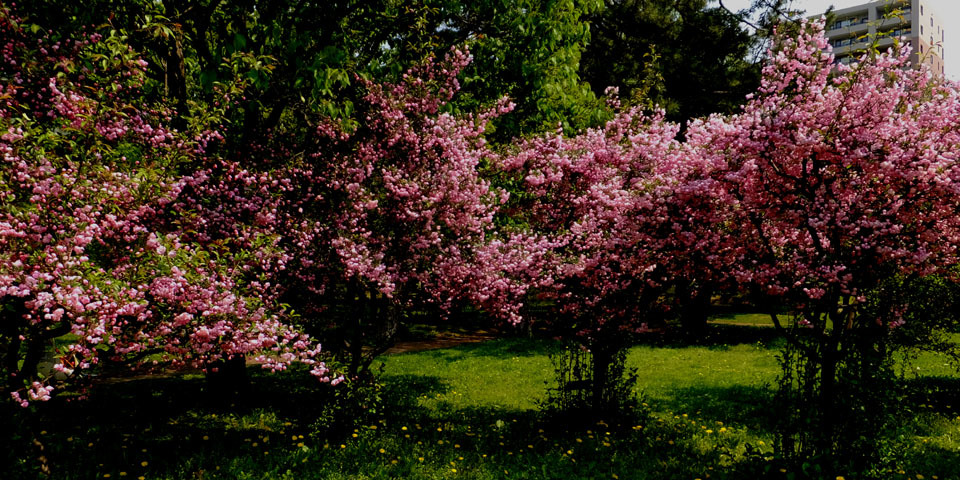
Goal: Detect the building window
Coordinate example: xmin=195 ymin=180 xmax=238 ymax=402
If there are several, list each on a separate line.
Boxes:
xmin=931 ymin=17 xmax=934 ymax=27
xmin=921 ymin=25 xmax=924 ymax=35
xmin=921 ymin=4 xmax=924 ymax=15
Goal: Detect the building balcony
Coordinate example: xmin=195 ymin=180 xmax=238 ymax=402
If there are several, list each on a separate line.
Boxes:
xmin=825 ymin=21 xmax=870 ymax=38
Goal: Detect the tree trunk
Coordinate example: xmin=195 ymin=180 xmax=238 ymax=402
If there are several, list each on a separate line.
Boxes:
xmin=591 ymin=344 xmax=613 ymax=414
xmin=347 ymin=285 xmax=367 ymax=378
xmin=818 ymin=339 xmax=839 ymax=454
xmin=679 ymin=282 xmax=712 ymax=340
xmin=205 ymin=354 xmax=249 ymax=399
xmin=1 ymin=298 xmax=29 ymax=394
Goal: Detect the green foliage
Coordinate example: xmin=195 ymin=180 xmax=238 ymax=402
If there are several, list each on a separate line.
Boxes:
xmin=541 ymin=342 xmax=641 ymax=422
xmin=310 ymin=375 xmax=386 ymax=438
xmin=770 ymin=271 xmax=960 ymax=477
xmin=773 ymin=330 xmax=901 ymax=476
xmin=447 ymin=0 xmax=609 ymax=138
xmin=580 ymin=0 xmax=760 ymax=122
xmin=15 ymin=0 xmax=610 ymax=148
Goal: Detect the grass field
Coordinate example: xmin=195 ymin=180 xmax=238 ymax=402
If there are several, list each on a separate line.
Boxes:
xmin=3 ymin=326 xmax=959 ymax=479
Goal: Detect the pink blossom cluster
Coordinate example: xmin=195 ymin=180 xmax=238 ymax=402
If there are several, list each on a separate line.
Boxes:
xmin=0 ymin=10 xmax=337 ymax=406
xmin=5 ymin=9 xmax=960 ymax=407
xmin=280 ymin=47 xmax=512 ymax=317
xmin=687 ymin=19 xmax=960 ymax=328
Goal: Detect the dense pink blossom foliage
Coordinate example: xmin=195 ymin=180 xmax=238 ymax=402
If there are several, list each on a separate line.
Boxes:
xmin=279 ymin=48 xmax=514 ymax=324
xmin=0 ymin=11 xmax=335 ymax=406
xmin=688 ymin=20 xmax=960 ymax=327
xmin=497 ymin=97 xmax=691 ymax=341
xmin=5 ymin=7 xmax=960 ymax=410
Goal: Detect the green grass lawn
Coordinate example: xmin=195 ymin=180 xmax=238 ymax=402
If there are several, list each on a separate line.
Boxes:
xmin=709 ymin=313 xmax=776 ymax=327
xmin=3 ymin=328 xmax=960 ymax=479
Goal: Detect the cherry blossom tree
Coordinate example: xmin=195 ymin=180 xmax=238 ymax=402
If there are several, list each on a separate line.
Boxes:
xmin=495 ymin=91 xmax=723 ymax=411
xmin=274 ymin=48 xmax=515 ymax=376
xmin=0 ymin=10 xmax=336 ymax=406
xmin=687 ymin=19 xmax=960 ymax=466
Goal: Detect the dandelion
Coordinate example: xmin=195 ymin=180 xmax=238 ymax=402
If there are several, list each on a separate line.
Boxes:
xmin=401 ymin=426 xmax=408 ymax=431
xmin=140 ymin=461 xmax=148 ymax=467
xmin=418 ymin=457 xmax=424 ymax=462
xmin=706 ymin=430 xmax=713 ymax=434
xmin=379 ymin=448 xmax=386 ymax=454
xmin=340 ymin=444 xmax=346 ymax=449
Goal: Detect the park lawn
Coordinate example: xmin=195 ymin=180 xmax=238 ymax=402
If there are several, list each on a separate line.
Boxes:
xmin=2 ymin=329 xmax=959 ymax=479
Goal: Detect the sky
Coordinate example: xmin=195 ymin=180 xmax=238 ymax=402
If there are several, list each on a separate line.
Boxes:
xmin=720 ymin=0 xmax=960 ymax=79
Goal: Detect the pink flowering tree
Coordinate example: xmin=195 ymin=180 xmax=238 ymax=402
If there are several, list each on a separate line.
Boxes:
xmin=496 ymin=93 xmax=715 ymax=411
xmin=276 ymin=48 xmax=512 ymax=377
xmin=0 ymin=11 xmax=336 ymax=406
xmin=688 ymin=20 xmax=960 ymax=465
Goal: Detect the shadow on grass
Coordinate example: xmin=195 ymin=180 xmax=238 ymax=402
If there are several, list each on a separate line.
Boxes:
xmin=398 ymin=337 xmax=555 ymax=360
xmin=652 ymin=384 xmax=777 ymax=434
xmin=897 ymin=375 xmax=960 ymax=414
xmin=640 ymin=324 xmax=787 ymax=351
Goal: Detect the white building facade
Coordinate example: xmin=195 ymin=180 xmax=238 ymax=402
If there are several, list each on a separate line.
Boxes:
xmin=814 ymin=0 xmax=944 ymax=75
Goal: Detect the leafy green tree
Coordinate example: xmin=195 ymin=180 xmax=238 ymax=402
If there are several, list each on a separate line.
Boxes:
xmin=580 ymin=0 xmax=760 ymax=122
xmin=16 ymin=0 xmax=608 ymax=145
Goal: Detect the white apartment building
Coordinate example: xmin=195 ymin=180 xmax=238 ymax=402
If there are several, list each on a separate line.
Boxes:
xmin=812 ymin=0 xmax=944 ymax=75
